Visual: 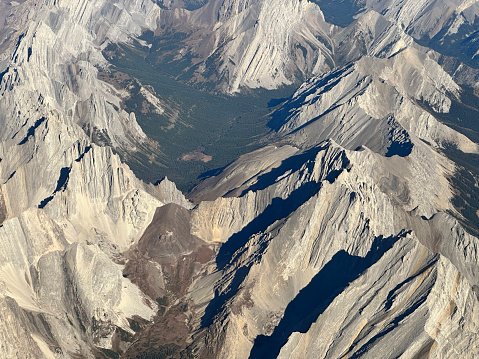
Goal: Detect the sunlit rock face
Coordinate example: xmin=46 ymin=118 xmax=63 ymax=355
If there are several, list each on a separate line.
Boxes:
xmin=185 ymin=43 xmax=479 ymax=359
xmin=0 ymin=0 xmax=478 ymax=358
xmin=154 ymin=0 xmax=338 ymax=93
xmin=149 ymin=0 xmax=479 ymax=92
xmin=0 ymin=0 xmax=193 ymax=356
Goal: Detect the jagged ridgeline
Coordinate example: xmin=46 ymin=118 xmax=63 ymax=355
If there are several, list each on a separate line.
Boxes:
xmin=100 ymin=0 xmax=479 ymax=192
xmin=0 ymin=0 xmax=479 ymax=358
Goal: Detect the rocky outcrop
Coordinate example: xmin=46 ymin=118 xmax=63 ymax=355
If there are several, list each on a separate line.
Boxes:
xmin=152 ymin=0 xmax=479 ymax=93
xmin=162 ymin=0 xmax=338 ymax=93
xmin=0 ymin=0 xmax=197 ymax=356
xmin=187 ymin=134 xmax=477 ymax=357
xmin=0 ymin=0 xmax=478 ymax=358
xmin=184 ymin=42 xmax=479 ymax=358
xmin=364 ymin=0 xmax=479 ymax=40
xmin=154 ymin=3 xmax=412 ymax=93
xmin=273 ymin=46 xmax=477 ymax=155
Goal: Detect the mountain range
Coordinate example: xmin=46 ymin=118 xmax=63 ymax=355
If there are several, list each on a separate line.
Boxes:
xmin=0 ymin=0 xmax=479 ymax=358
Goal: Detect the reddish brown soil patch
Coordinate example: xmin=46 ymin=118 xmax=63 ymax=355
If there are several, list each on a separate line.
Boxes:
xmin=180 ymin=150 xmax=212 ymax=163
xmin=118 ymin=204 xmax=215 ymax=358
xmin=122 ymin=304 xmax=191 ymax=359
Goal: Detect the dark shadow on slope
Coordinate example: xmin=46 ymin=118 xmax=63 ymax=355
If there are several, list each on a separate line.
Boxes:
xmin=341 ymin=257 xmax=437 ymax=357
xmin=53 ymin=167 xmax=71 ymax=192
xmin=443 ymin=147 xmax=479 ymax=237
xmin=340 ymin=258 xmax=437 ymax=354
xmin=384 ymin=115 xmax=414 ymax=158
xmin=0 ymin=67 xmax=8 ymax=84
xmin=383 ymin=259 xmax=437 ymax=312
xmin=349 ymin=288 xmax=430 ymax=359
xmin=201 ymin=265 xmax=251 ymax=328
xmin=38 ymin=196 xmax=54 ymax=209
xmin=218 ymin=156 xmax=350 ymax=270
xmin=201 ymin=181 xmax=322 ymax=328
xmin=417 ymin=89 xmax=479 ymax=236
xmin=217 ymin=181 xmax=322 ymax=271
xmin=239 ymin=146 xmax=326 ymax=196
xmin=202 ymin=161 xmax=352 ymax=328
xmin=248 ymin=233 xmax=404 ymax=359
xmin=38 ymin=167 xmax=71 ymax=209
xmin=267 ymin=97 xmax=290 ymax=108
xmin=417 ymin=87 xmax=479 ymax=144
xmin=385 ymin=139 xmax=413 ymax=157
xmin=75 ymin=146 xmax=91 ymax=162
xmin=184 ymin=0 xmax=209 ymax=11
xmin=269 ymin=76 xmax=372 ymax=139
xmin=417 ymin=17 xmax=479 ymax=69
xmin=196 ymin=162 xmax=233 ymax=181
xmin=18 ymin=117 xmax=46 ymax=145
xmin=267 ymin=64 xmax=355 ymax=131
xmin=311 ymin=0 xmax=363 ymax=27
xmin=5 ymin=170 xmax=15 ymax=183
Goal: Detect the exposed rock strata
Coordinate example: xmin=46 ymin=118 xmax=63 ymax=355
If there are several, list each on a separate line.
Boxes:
xmin=0 ymin=0 xmax=190 ymax=356
xmin=0 ymin=0 xmax=478 ymax=358
xmin=184 ymin=43 xmax=479 ymax=358
xmin=150 ymin=0 xmax=479 ymax=93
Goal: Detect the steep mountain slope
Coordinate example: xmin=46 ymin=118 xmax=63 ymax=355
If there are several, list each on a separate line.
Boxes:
xmin=141 ymin=2 xmax=417 ymax=93
xmin=0 ymin=0 xmax=195 ymax=357
xmin=140 ymin=0 xmax=479 ymax=93
xmin=152 ymin=0 xmax=338 ymax=92
xmin=318 ymin=0 xmax=479 ymax=68
xmin=185 ymin=46 xmax=479 ymax=358
xmin=136 ymin=0 xmax=479 ymax=93
xmin=0 ymin=0 xmax=478 ymax=358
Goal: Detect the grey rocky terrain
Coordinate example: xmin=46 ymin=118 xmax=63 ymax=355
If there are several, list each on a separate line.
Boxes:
xmin=0 ymin=0 xmax=478 ymax=358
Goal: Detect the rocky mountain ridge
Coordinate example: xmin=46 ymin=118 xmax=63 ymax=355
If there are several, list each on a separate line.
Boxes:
xmin=0 ymin=0 xmax=478 ymax=358
xmin=143 ymin=0 xmax=479 ymax=93
xmin=0 ymin=0 xmax=195 ymax=357
xmin=184 ymin=46 xmax=479 ymax=358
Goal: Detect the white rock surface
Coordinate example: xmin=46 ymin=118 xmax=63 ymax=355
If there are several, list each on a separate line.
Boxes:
xmin=0 ymin=0 xmax=196 ymax=356
xmin=364 ymin=0 xmax=479 ymax=39
xmin=188 ymin=0 xmax=337 ymax=92
xmin=152 ymin=0 xmax=479 ymax=93
xmin=185 ymin=42 xmax=479 ymax=359
xmin=276 ymin=46 xmax=477 ymax=156
xmin=0 ymin=0 xmax=478 ymax=358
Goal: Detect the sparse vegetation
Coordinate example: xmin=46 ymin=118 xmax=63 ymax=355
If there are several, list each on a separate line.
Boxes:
xmin=418 ymin=17 xmax=479 ymax=69
xmin=156 ymin=296 xmax=169 ymax=306
xmin=135 ymin=343 xmax=181 ymax=359
xmin=444 ymin=146 xmax=479 ymax=237
xmin=102 ymin=41 xmax=295 ymax=192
